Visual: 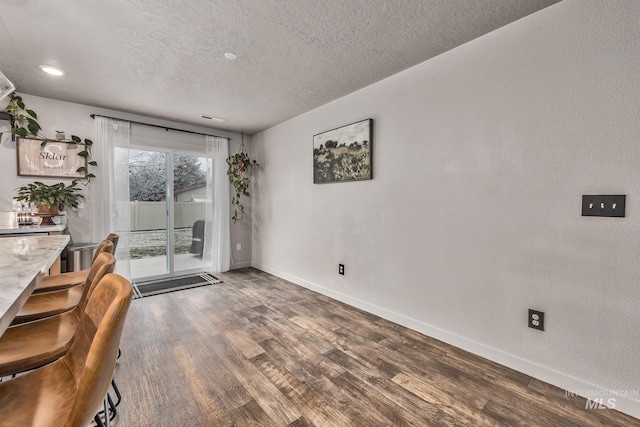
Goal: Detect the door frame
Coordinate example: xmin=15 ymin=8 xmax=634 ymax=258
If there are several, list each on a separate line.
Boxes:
xmin=129 ymin=145 xmax=213 ymax=281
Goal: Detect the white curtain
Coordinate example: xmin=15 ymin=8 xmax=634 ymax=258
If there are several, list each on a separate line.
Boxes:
xmin=91 ymin=117 xmax=131 ymax=278
xmin=204 ymin=135 xmax=231 ymax=272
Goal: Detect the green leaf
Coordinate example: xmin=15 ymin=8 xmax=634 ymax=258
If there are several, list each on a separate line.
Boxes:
xmin=28 ymin=123 xmax=40 ymax=136
xmin=71 ymin=135 xmax=81 ymax=143
xmin=41 ymin=141 xmax=47 ymax=147
xmin=17 ymin=100 xmax=25 ymax=109
xmin=84 ymin=139 xmax=93 ymax=146
xmin=15 ymin=128 xmax=28 ymax=138
xmin=26 ymin=109 xmax=37 ymax=119
xmin=88 ymin=161 xmax=97 ymax=166
xmin=77 ymin=151 xmax=89 ymax=157
xmin=76 ymin=167 xmax=86 ymax=172
xmin=87 ymin=174 xmax=96 ymax=178
xmin=5 ymin=104 xmax=18 ymax=111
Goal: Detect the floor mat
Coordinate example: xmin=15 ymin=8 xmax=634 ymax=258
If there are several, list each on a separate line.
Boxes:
xmin=133 ymin=272 xmax=221 ymax=298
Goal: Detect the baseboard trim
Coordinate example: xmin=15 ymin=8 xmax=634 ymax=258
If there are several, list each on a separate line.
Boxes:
xmin=251 ymin=262 xmax=640 ymax=420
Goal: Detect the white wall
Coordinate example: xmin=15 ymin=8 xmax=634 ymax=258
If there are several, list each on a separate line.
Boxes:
xmin=0 ymin=94 xmax=252 ymax=269
xmin=252 ymin=0 xmax=640 ymax=418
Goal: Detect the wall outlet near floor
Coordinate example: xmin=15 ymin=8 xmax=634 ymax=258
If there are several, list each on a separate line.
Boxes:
xmin=528 ymin=309 xmax=544 ymax=331
xmin=236 ymin=243 xmax=241 ymax=251
xmin=338 ymin=264 xmax=345 ymax=275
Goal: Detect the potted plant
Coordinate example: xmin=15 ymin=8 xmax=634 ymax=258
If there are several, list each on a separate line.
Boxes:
xmin=2 ymin=93 xmax=97 ymax=181
xmin=14 ymin=181 xmax=84 ymax=224
xmin=226 ymin=131 xmax=259 ymax=223
xmin=227 ymin=151 xmax=258 ymax=223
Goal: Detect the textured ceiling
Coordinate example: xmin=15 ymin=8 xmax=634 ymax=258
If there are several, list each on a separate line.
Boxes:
xmin=0 ymin=0 xmax=561 ymax=135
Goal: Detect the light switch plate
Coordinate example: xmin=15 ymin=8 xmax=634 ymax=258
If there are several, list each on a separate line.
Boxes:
xmin=582 ymin=195 xmax=625 ymax=217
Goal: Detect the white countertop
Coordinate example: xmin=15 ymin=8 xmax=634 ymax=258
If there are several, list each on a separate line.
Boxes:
xmin=0 ymin=210 xmax=67 ymax=235
xmin=0 ymin=224 xmax=67 ymax=235
xmin=0 ymin=234 xmax=70 ymax=335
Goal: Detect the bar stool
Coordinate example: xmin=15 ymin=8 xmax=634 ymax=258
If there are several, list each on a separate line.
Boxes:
xmin=0 ymin=252 xmax=115 ymax=377
xmin=0 ymin=273 xmax=133 ymax=427
xmin=10 ymin=242 xmax=113 ymax=326
xmin=33 ymin=233 xmax=119 ymax=294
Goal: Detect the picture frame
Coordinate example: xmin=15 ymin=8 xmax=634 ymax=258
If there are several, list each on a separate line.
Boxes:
xmin=17 ymin=137 xmax=87 ymax=178
xmin=313 ymin=118 xmax=372 ymax=184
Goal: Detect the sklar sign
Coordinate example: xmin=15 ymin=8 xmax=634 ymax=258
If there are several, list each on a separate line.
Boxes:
xmin=17 ymin=138 xmax=86 ymax=178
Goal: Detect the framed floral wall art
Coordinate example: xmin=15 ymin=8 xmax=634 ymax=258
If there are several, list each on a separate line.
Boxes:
xmin=313 ymin=118 xmax=372 ymax=184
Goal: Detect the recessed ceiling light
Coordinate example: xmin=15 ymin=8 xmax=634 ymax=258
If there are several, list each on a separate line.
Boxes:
xmin=200 ymin=114 xmax=226 ymax=122
xmin=224 ymin=52 xmax=237 ymax=61
xmin=39 ymin=65 xmax=65 ymax=76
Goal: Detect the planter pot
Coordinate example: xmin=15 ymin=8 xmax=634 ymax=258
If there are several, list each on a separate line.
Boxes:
xmin=37 ymin=204 xmax=59 ymax=226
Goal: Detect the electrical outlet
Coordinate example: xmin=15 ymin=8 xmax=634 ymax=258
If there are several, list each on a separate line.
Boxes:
xmin=338 ymin=264 xmax=345 ymax=275
xmin=236 ymin=243 xmax=241 ymax=251
xmin=582 ymin=195 xmax=625 ymax=217
xmin=528 ymin=309 xmax=544 ymax=331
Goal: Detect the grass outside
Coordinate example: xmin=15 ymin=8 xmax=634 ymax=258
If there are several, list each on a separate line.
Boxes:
xmin=130 ymin=228 xmax=193 ymax=259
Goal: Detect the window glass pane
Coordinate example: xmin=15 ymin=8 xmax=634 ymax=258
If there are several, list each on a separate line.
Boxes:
xmin=128 ymin=148 xmax=169 ymax=279
xmin=173 ymin=153 xmax=209 ymax=273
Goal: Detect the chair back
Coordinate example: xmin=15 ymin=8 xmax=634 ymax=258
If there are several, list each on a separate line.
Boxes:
xmin=106 ymin=233 xmax=119 ymax=253
xmin=63 ymin=273 xmax=132 ymax=427
xmin=90 ymin=239 xmax=115 ymax=264
xmin=72 ymin=251 xmax=116 ymax=317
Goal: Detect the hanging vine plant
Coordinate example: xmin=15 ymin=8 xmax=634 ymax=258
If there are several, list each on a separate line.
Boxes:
xmin=226 ymin=132 xmax=258 ymax=223
xmin=1 ymin=92 xmax=97 ymax=182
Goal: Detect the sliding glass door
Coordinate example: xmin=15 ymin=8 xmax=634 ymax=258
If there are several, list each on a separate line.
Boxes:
xmin=128 ymin=147 xmax=212 ymax=280
xmin=129 ymin=148 xmax=169 ymax=279
xmin=172 ymin=153 xmax=210 ymax=273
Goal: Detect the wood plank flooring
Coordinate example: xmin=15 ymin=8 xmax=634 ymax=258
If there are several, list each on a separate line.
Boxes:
xmin=111 ymin=268 xmax=640 ymax=426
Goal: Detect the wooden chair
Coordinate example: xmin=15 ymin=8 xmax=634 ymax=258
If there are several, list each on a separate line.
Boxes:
xmin=0 ymin=273 xmax=133 ymax=427
xmin=33 ymin=234 xmax=119 ymax=294
xmin=10 ymin=244 xmax=113 ymax=325
xmin=0 ymin=252 xmax=115 ymax=377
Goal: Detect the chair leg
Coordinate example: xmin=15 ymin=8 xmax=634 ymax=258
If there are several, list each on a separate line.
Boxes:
xmin=93 ymin=414 xmax=105 ymax=427
xmin=93 ymin=357 xmax=122 ymax=426
xmin=94 ymin=388 xmax=118 ymax=425
xmin=111 ymin=378 xmax=122 ymax=407
xmin=104 ymin=396 xmax=111 ymax=427
xmin=107 ymin=393 xmax=117 ymax=421
xmin=93 ymin=398 xmax=106 ymax=427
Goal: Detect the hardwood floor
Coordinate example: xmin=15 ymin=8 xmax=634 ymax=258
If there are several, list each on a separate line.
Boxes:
xmin=111 ymin=268 xmax=639 ymax=426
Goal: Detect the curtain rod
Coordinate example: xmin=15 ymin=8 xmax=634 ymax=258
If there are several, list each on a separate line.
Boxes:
xmin=89 ymin=113 xmax=230 ymax=140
